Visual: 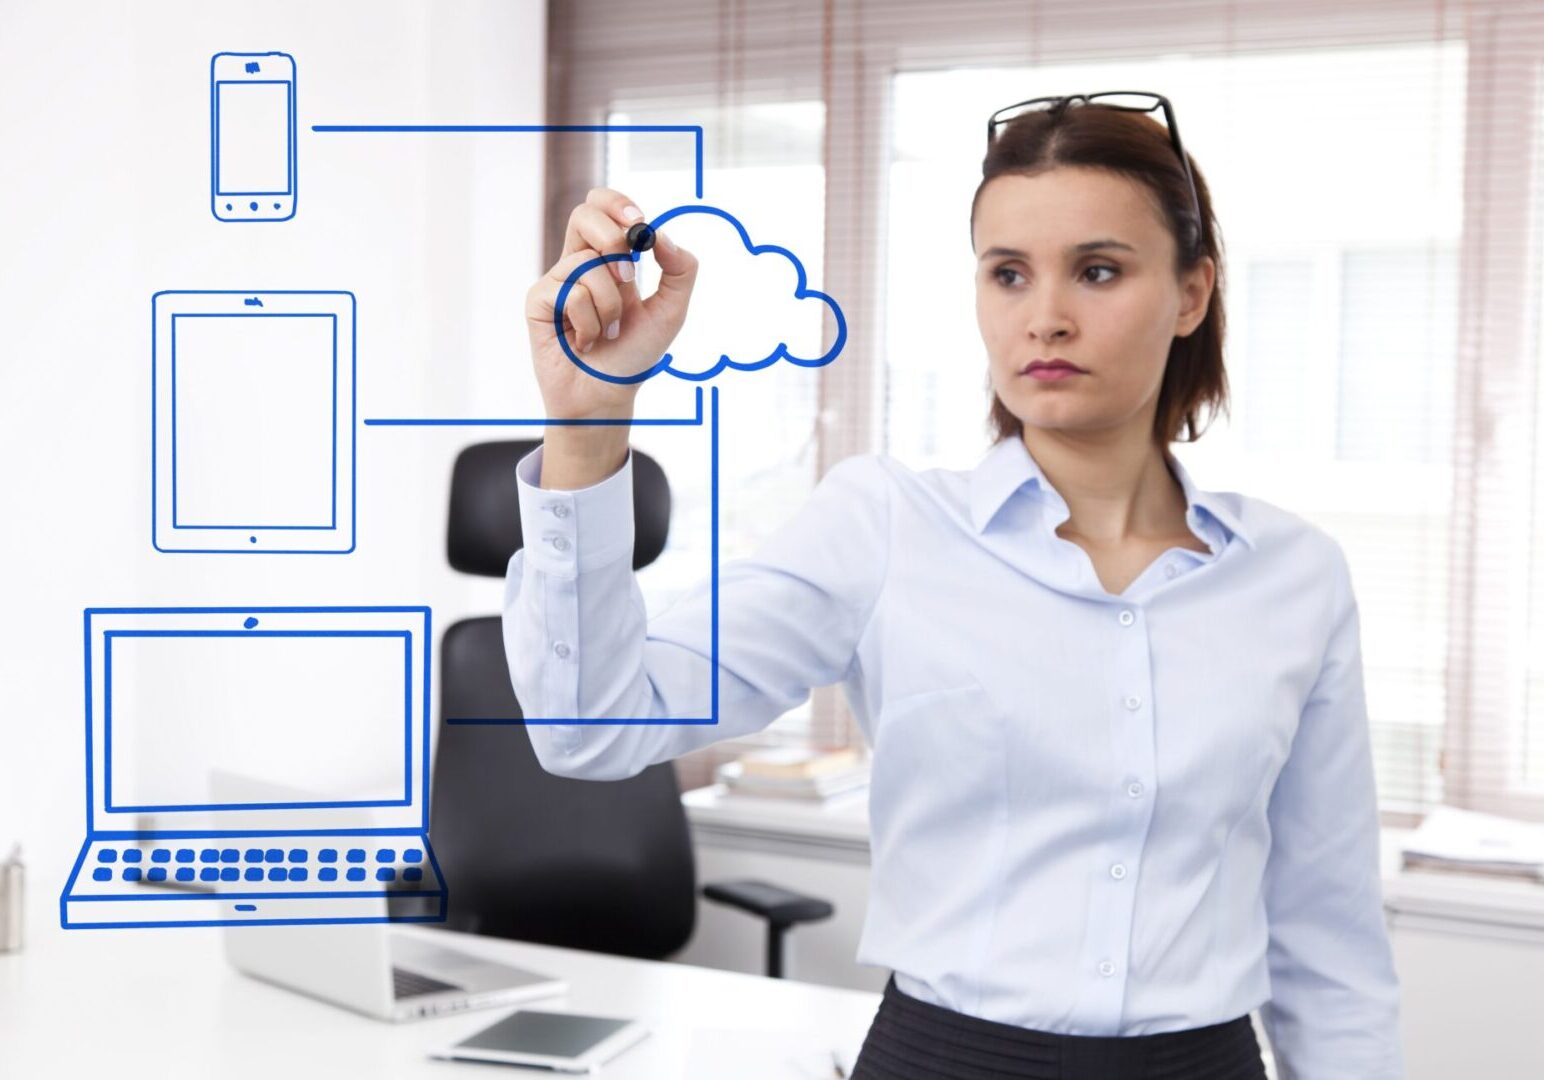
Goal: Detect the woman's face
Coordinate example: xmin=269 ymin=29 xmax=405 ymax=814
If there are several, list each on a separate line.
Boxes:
xmin=971 ymin=167 xmax=1214 ymax=440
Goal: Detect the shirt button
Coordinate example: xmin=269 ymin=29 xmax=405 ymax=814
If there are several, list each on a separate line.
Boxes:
xmin=1110 ymin=863 xmax=1127 ymax=880
xmin=551 ymin=504 xmax=571 ymax=519
xmin=552 ymin=641 xmax=571 ymax=659
xmin=1098 ymin=960 xmax=1116 ymax=977
xmin=551 ymin=536 xmax=571 ymax=552
xmin=1124 ymin=694 xmax=1142 ymax=711
xmin=1126 ymin=781 xmax=1144 ymax=798
xmin=1118 ymin=609 xmax=1135 ymax=626
xmin=1164 ymin=564 xmax=1178 ymax=579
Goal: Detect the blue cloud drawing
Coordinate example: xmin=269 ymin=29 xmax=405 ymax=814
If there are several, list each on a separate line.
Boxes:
xmin=553 ymin=203 xmax=846 ymax=384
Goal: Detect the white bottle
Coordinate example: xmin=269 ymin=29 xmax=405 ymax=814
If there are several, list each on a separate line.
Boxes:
xmin=0 ymin=843 xmax=22 ymax=953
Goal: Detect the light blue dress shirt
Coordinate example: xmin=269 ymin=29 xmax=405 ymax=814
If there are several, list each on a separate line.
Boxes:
xmin=503 ymin=437 xmax=1404 ymax=1079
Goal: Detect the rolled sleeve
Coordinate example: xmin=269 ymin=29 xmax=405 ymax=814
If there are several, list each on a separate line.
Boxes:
xmin=1258 ymin=543 xmax=1405 ymax=1079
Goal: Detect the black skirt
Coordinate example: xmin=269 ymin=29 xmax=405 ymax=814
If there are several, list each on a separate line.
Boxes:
xmin=851 ymin=974 xmax=1269 ymax=1080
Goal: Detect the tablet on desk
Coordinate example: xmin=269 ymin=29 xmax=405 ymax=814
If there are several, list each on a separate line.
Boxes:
xmin=430 ymin=1008 xmax=650 ymax=1073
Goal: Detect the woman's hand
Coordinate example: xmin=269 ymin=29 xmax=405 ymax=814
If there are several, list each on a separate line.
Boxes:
xmin=524 ymin=186 xmax=698 ymax=421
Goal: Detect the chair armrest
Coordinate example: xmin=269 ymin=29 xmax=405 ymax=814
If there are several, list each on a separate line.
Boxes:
xmin=701 ymin=878 xmax=834 ymax=926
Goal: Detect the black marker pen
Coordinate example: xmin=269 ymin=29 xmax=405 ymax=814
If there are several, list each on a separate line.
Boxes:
xmin=626 ymin=221 xmax=655 ymax=252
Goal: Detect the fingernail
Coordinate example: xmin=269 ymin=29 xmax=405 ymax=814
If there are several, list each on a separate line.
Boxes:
xmin=657 ymin=230 xmax=676 ymax=254
xmin=618 ymin=260 xmax=635 ymax=282
xmin=622 ymin=205 xmax=643 ymax=223
xmin=605 ymin=320 xmax=620 ymax=340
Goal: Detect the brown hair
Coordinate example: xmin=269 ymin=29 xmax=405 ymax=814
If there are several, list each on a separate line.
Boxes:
xmin=970 ymin=99 xmax=1230 ymax=447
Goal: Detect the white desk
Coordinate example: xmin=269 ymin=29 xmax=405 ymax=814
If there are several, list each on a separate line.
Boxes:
xmin=0 ymin=912 xmax=881 ymax=1079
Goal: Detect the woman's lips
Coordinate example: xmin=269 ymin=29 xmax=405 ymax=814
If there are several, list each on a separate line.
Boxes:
xmin=1025 ymin=367 xmax=1084 ymax=381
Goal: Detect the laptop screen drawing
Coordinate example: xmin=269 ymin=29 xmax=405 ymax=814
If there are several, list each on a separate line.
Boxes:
xmin=62 ymin=606 xmax=440 ymax=929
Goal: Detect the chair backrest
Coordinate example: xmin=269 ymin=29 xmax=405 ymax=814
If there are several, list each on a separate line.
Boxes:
xmin=444 ymin=439 xmax=671 ymax=575
xmin=429 ymin=440 xmax=695 ymax=959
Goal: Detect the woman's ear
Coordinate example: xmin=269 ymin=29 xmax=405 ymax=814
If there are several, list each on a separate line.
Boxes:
xmin=1176 ymin=255 xmax=1216 ymax=338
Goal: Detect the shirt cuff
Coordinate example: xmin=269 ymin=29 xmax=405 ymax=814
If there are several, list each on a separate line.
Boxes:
xmin=514 ymin=443 xmax=636 ymax=578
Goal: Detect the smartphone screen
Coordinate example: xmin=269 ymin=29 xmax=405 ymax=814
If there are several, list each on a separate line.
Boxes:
xmin=216 ymin=80 xmax=293 ymax=196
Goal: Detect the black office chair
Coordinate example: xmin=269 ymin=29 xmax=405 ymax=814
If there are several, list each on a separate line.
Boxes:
xmin=428 ymin=440 xmax=834 ymax=978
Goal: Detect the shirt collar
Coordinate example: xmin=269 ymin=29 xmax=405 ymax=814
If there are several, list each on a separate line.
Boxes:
xmin=967 ymin=437 xmax=1255 ymax=551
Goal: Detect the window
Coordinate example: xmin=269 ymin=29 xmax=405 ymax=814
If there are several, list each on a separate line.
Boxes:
xmin=604 ymin=100 xmax=827 ymax=743
xmin=552 ymin=1 xmax=1544 ymax=821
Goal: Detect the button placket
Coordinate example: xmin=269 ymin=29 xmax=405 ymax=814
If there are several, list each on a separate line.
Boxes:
xmin=1068 ymin=597 xmax=1152 ymax=1032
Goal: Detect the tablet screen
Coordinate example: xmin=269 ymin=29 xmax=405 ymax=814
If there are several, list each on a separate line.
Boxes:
xmin=453 ymin=1009 xmax=633 ymax=1059
xmin=171 ymin=312 xmax=337 ymax=529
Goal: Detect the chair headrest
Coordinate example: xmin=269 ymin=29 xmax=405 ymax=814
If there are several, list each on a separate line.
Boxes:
xmin=446 ymin=440 xmax=671 ymax=577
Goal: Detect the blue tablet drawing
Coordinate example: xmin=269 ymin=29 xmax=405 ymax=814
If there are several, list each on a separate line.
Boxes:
xmin=152 ymin=290 xmax=356 ymax=554
xmin=211 ymin=52 xmax=297 ymax=222
xmin=60 ymin=606 xmax=444 ymax=929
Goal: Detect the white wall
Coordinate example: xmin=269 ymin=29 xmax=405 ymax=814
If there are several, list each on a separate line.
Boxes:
xmin=0 ymin=0 xmax=547 ymax=910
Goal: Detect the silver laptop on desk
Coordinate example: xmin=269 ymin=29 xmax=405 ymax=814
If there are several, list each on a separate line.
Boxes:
xmin=225 ymin=907 xmax=569 ymax=1021
xmin=212 ymin=763 xmax=566 ymax=1021
xmin=206 ymin=772 xmax=568 ymax=1021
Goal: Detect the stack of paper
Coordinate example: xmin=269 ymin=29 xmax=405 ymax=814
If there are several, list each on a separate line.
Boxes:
xmin=1399 ymin=805 xmax=1544 ymax=882
xmin=717 ymin=747 xmax=869 ymax=802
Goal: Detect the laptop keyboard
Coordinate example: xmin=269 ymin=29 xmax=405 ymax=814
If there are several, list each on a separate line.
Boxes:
xmin=393 ymin=967 xmax=463 ymax=1000
xmin=87 ymin=845 xmax=428 ymax=886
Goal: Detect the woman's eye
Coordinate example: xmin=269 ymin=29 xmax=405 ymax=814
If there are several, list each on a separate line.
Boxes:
xmin=992 ymin=264 xmax=1118 ymax=286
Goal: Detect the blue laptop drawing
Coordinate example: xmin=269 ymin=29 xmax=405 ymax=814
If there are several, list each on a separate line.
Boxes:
xmin=61 ymin=606 xmax=444 ymax=929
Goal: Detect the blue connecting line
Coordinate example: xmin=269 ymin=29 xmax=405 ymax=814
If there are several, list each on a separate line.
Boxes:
xmin=315 ymin=121 xmax=721 ymax=724
xmin=446 ymin=385 xmax=721 ymax=726
xmin=314 ymin=122 xmax=703 ymax=427
xmin=364 ymin=388 xmax=703 ymax=428
xmin=310 ymin=124 xmax=704 ymax=200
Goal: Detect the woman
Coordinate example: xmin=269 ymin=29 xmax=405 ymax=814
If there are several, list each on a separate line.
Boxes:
xmin=507 ymin=93 xmax=1404 ymax=1079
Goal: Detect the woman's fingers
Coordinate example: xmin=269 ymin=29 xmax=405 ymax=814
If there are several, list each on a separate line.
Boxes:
xmin=572 ymin=250 xmax=624 ymax=347
xmin=528 ymin=249 xmax=611 ymax=349
xmin=564 ymin=189 xmax=647 ymax=297
xmin=640 ymin=228 xmax=698 ymax=325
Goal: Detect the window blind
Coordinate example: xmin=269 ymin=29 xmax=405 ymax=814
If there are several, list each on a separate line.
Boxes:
xmin=547 ymin=0 xmax=1544 ymax=824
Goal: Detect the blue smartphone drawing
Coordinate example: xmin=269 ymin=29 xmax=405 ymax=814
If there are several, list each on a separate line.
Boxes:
xmin=211 ymin=52 xmax=297 ymax=222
